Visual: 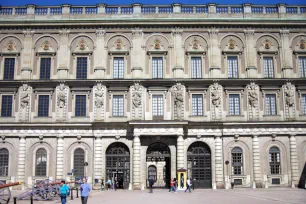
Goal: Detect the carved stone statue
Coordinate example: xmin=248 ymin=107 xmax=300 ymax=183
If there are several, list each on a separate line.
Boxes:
xmin=93 ymin=83 xmax=106 ymax=121
xmin=132 ymin=91 xmax=142 ymax=109
xmin=18 ymin=84 xmax=32 ymax=122
xmin=56 ymin=84 xmax=68 ymax=121
xmin=130 ymin=84 xmax=144 ymax=120
xmin=57 ymin=84 xmax=66 ymax=108
xmin=95 ymin=84 xmax=104 ymax=108
xmin=283 ymin=83 xmax=294 ymax=107
xmin=20 ymin=85 xmax=30 ymax=109
xmin=247 ymin=84 xmax=259 ymax=108
xmin=170 ymin=84 xmax=185 ymax=120
xmin=210 ymin=84 xmax=222 ymax=107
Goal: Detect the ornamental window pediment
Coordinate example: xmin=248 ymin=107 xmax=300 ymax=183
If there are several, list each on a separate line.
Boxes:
xmin=147 ymin=38 xmax=168 ymax=55
xmin=293 ymin=38 xmax=306 ymax=54
xmin=186 ymin=37 xmax=206 ymax=55
xmin=0 ymin=37 xmax=21 ymax=55
xmin=72 ymin=38 xmax=92 ymax=55
xmin=36 ymin=39 xmax=56 ymax=55
xmin=108 ymin=37 xmax=130 ymax=55
xmin=258 ymin=38 xmax=278 ymax=55
xmin=223 ymin=38 xmax=242 ymax=54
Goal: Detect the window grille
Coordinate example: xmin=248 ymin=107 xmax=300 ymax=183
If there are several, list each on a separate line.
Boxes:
xmin=191 ymin=57 xmax=202 ymax=78
xmin=85 ymin=7 xmax=97 ymax=14
xmin=158 ymin=7 xmax=173 ymax=13
xmin=141 ymin=7 xmax=156 ymax=14
xmin=121 ymin=7 xmax=133 ymax=14
xmin=216 ymin=7 xmax=228 ymax=13
xmin=75 ymin=95 xmax=86 ymax=117
xmin=40 ymin=58 xmax=51 ymax=79
xmin=182 ymin=7 xmax=193 ymax=13
xmin=76 ymin=57 xmax=87 ymax=79
xmin=301 ymin=94 xmax=306 ymax=115
xmin=152 ymin=95 xmax=163 ymax=117
xmin=38 ymin=95 xmax=49 ymax=117
xmin=232 ymin=147 xmax=243 ymax=175
xmin=231 ymin=7 xmax=243 ymax=13
xmin=227 ymin=56 xmax=238 ymax=78
xmin=112 ymin=95 xmax=124 ymax=117
xmin=229 ymin=94 xmax=240 ymax=115
xmin=15 ymin=8 xmax=27 ymax=15
xmin=70 ymin=7 xmax=83 ymax=14
xmin=74 ymin=148 xmax=85 ymax=178
xmin=152 ymin=57 xmax=163 ymax=79
xmin=3 ymin=58 xmax=15 ymax=80
xmin=266 ymin=7 xmax=278 ymax=13
xmin=106 ymin=7 xmax=118 ymax=14
xmin=251 ymin=7 xmax=263 ymax=13
xmin=192 ymin=94 xmax=203 ymax=116
xmin=35 ymin=148 xmax=47 ymax=176
xmin=299 ymin=57 xmax=306 ymax=77
xmin=50 ymin=8 xmax=62 ymax=15
xmin=0 ymin=149 xmax=9 ymax=176
xmin=286 ymin=7 xmax=298 ymax=14
xmin=113 ymin=57 xmax=124 ymax=79
xmin=263 ymin=57 xmax=274 ymax=78
xmin=0 ymin=8 xmax=13 ymax=15
xmin=269 ymin=146 xmax=281 ymax=174
xmin=35 ymin=8 xmax=48 ymax=15
xmin=1 ymin=95 xmax=12 ymax=117
xmin=196 ymin=7 xmax=208 ymax=13
xmin=265 ymin=94 xmax=277 ymax=115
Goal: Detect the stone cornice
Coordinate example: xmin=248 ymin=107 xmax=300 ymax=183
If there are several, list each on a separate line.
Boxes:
xmin=134 ymin=128 xmax=184 ymax=136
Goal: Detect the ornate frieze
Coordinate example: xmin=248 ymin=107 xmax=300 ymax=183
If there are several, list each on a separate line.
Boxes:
xmin=93 ymin=83 xmax=106 ymax=121
xmin=170 ymin=83 xmax=185 ymax=120
xmin=246 ymin=82 xmax=259 ymax=121
xmin=18 ymin=84 xmax=32 ymax=122
xmin=134 ymin=128 xmax=184 ymax=136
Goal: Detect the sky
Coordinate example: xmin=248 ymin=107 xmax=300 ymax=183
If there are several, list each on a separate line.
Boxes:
xmin=1 ymin=0 xmax=305 ymax=6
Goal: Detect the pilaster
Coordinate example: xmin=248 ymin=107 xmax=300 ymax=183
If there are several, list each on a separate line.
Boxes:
xmin=214 ymin=135 xmax=224 ymax=188
xmin=94 ymin=30 xmax=106 ymax=78
xmin=94 ymin=136 xmax=103 ymax=182
xmin=56 ymin=135 xmax=64 ymax=179
xmin=252 ymin=135 xmax=261 ymax=188
xmin=21 ymin=30 xmax=35 ymax=79
xmin=244 ymin=29 xmax=257 ymax=78
xmin=17 ymin=136 xmax=26 ymax=189
xmin=289 ymin=134 xmax=299 ymax=187
xmin=131 ymin=29 xmax=144 ymax=78
xmin=133 ymin=135 xmax=141 ymax=189
xmin=208 ymin=29 xmax=221 ymax=78
xmin=172 ymin=29 xmax=184 ymax=78
xmin=176 ymin=135 xmax=184 ymax=169
xmin=280 ymin=30 xmax=293 ymax=77
xmin=57 ymin=29 xmax=70 ymax=79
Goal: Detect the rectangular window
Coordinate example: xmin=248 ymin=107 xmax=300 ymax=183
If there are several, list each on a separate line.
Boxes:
xmin=152 ymin=57 xmax=163 ymax=79
xmin=38 ymin=95 xmax=49 ymax=117
xmin=191 ymin=57 xmax=202 ymax=78
xmin=263 ymin=57 xmax=274 ymax=78
xmin=112 ymin=95 xmax=124 ymax=116
xmin=269 ymin=151 xmax=280 ymax=174
xmin=299 ymin=57 xmax=306 ymax=78
xmin=40 ymin=58 xmax=51 ymax=79
xmin=1 ymin=95 xmax=12 ymax=117
xmin=229 ymin=94 xmax=240 ymax=115
xmin=76 ymin=57 xmax=87 ymax=79
xmin=302 ymin=94 xmax=306 ymax=115
xmin=227 ymin=56 xmax=238 ymax=78
xmin=3 ymin=58 xmax=15 ymax=80
xmin=113 ymin=57 xmax=124 ymax=79
xmin=75 ymin=95 xmax=86 ymax=117
xmin=265 ymin=94 xmax=277 ymax=115
xmin=192 ymin=94 xmax=203 ymax=116
xmin=152 ymin=95 xmax=163 ymax=118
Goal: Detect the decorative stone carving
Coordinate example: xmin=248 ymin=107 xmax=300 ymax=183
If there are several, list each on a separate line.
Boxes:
xmin=6 ymin=39 xmax=16 ymax=51
xmin=228 ymin=39 xmax=236 ymax=49
xmin=130 ymin=83 xmax=145 ymax=120
xmin=134 ymin=128 xmax=184 ymax=136
xmin=96 ymin=29 xmax=106 ymax=37
xmin=93 ymin=83 xmax=106 ymax=121
xmin=78 ymin=38 xmax=87 ymax=50
xmin=299 ymin=39 xmax=306 ymax=50
xmin=170 ymin=83 xmax=185 ymax=120
xmin=115 ymin=135 xmax=120 ymax=140
xmin=282 ymin=82 xmax=296 ymax=120
xmin=209 ymin=83 xmax=223 ymax=120
xmin=41 ymin=40 xmax=51 ymax=50
xmin=56 ymin=84 xmax=69 ymax=121
xmin=247 ymin=82 xmax=259 ymax=121
xmin=153 ymin=39 xmax=161 ymax=50
xmin=18 ymin=84 xmax=32 ymax=122
xmin=191 ymin=38 xmax=200 ymax=50
xmin=115 ymin=39 xmax=123 ymax=50
xmin=1 ymin=136 xmax=5 ymax=143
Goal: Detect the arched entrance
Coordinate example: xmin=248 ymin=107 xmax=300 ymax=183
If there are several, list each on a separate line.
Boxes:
xmin=187 ymin=142 xmax=212 ymax=188
xmin=146 ymin=142 xmax=171 ymax=188
xmin=106 ymin=142 xmax=130 ymax=189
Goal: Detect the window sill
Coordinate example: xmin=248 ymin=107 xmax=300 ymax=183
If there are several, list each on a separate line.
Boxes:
xmin=34 ymin=116 xmax=52 ymax=118
xmin=109 ymin=116 xmax=127 ymax=118
xmin=189 ymin=115 xmax=207 ymax=117
xmin=226 ymin=115 xmax=244 ymax=117
xmin=0 ymin=116 xmax=15 ymax=118
xmin=263 ymin=115 xmax=281 ymax=117
xmin=71 ymin=116 xmax=90 ymax=118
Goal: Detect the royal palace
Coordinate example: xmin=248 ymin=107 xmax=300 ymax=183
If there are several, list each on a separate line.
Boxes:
xmin=0 ymin=3 xmax=305 ymax=190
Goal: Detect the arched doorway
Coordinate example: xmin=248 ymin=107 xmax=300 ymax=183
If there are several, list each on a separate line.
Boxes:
xmin=74 ymin=148 xmax=85 ymax=179
xmin=146 ymin=142 xmax=171 ymax=188
xmin=106 ymin=142 xmax=130 ymax=189
xmin=187 ymin=142 xmax=212 ymax=188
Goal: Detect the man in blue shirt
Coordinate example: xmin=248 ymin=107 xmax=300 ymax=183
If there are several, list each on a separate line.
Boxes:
xmin=59 ymin=180 xmax=70 ymax=204
xmin=80 ymin=178 xmax=92 ymax=204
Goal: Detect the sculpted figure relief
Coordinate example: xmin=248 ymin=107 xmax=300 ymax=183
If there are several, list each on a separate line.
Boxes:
xmin=171 ymin=84 xmax=184 ymax=119
xmin=57 ymin=84 xmax=66 ymax=108
xmin=20 ymin=85 xmax=30 ymax=109
xmin=210 ymin=83 xmax=222 ymax=107
xmin=284 ymin=83 xmax=295 ymax=107
xmin=95 ymin=84 xmax=104 ymax=108
xmin=131 ymin=84 xmax=142 ymax=109
xmin=247 ymin=84 xmax=259 ymax=108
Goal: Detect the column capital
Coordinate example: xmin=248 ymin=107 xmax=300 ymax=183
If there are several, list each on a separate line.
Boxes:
xmin=94 ymin=135 xmax=102 ymax=139
xmin=19 ymin=135 xmax=26 ymax=139
xmin=252 ymin=134 xmax=259 ymax=138
xmin=57 ymin=134 xmax=64 ymax=139
xmin=214 ymin=133 xmax=222 ymax=138
xmin=244 ymin=29 xmax=255 ymax=36
xmin=96 ymin=29 xmax=106 ymax=37
xmin=23 ymin=30 xmax=35 ymax=38
xmin=289 ymin=133 xmax=296 ymax=137
xmin=280 ymin=30 xmax=290 ymax=37
xmin=133 ymin=134 xmax=140 ymax=138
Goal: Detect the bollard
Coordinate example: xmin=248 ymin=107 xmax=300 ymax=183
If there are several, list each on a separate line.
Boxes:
xmin=30 ymin=195 xmax=33 ymax=204
xmin=13 ymin=197 xmax=17 ymax=204
xmin=76 ymin=187 xmax=79 ymax=198
xmin=70 ymin=187 xmax=74 ymax=200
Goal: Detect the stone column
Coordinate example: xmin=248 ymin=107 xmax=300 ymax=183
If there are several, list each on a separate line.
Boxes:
xmin=21 ymin=31 xmax=34 ymax=79
xmin=94 ymin=30 xmax=106 ymax=78
xmin=133 ymin=135 xmax=141 ymax=189
xmin=94 ymin=136 xmax=103 ymax=183
xmin=17 ymin=136 xmax=26 ymax=189
xmin=177 ymin=135 xmax=185 ymax=169
xmin=289 ymin=134 xmax=299 ymax=188
xmin=280 ymin=30 xmax=293 ymax=77
xmin=172 ymin=29 xmax=184 ymax=78
xmin=252 ymin=135 xmax=261 ymax=188
xmin=56 ymin=135 xmax=64 ymax=179
xmin=131 ymin=30 xmax=144 ymax=78
xmin=214 ymin=135 xmax=224 ymax=189
xmin=208 ymin=29 xmax=221 ymax=78
xmin=244 ymin=30 xmax=257 ymax=78
xmin=57 ymin=30 xmax=70 ymax=79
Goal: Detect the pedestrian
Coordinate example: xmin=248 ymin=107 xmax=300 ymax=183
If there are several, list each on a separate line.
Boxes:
xmin=114 ymin=179 xmax=118 ymax=191
xmin=185 ymin=178 xmax=192 ymax=193
xmin=148 ymin=176 xmax=154 ymax=193
xmin=80 ymin=178 xmax=92 ymax=204
xmin=101 ymin=179 xmax=104 ymax=191
xmin=107 ymin=178 xmax=112 ymax=190
xmin=169 ymin=178 xmax=176 ymax=193
xmin=59 ymin=180 xmax=70 ymax=204
xmin=174 ymin=178 xmax=178 ymax=192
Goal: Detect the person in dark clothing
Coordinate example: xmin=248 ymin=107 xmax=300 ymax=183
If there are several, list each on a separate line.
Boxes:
xmin=148 ymin=176 xmax=154 ymax=193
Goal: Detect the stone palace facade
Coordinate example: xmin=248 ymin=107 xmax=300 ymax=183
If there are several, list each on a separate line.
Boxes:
xmin=0 ymin=3 xmax=306 ymax=190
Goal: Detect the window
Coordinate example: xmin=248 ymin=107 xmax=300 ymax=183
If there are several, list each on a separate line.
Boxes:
xmin=75 ymin=95 xmax=86 ymax=117
xmin=1 ymin=95 xmax=12 ymax=117
xmin=113 ymin=57 xmax=124 ymax=79
xmin=299 ymin=57 xmax=306 ymax=78
xmin=152 ymin=57 xmax=163 ymax=79
xmin=229 ymin=94 xmax=240 ymax=115
xmin=269 ymin=146 xmax=280 ymax=174
xmin=3 ymin=58 xmax=15 ymax=80
xmin=35 ymin=148 xmax=47 ymax=176
xmin=74 ymin=148 xmax=85 ymax=178
xmin=152 ymin=95 xmax=163 ymax=118
xmin=232 ymin=147 xmax=243 ymax=175
xmin=38 ymin=95 xmax=49 ymax=117
xmin=302 ymin=94 xmax=306 ymax=115
xmin=40 ymin=58 xmax=51 ymax=79
xmin=112 ymin=95 xmax=124 ymax=116
xmin=76 ymin=57 xmax=87 ymax=79
xmin=263 ymin=57 xmax=274 ymax=78
xmin=0 ymin=148 xmax=9 ymax=176
xmin=265 ymin=94 xmax=277 ymax=115
xmin=191 ymin=57 xmax=202 ymax=78
xmin=227 ymin=56 xmax=238 ymax=78
xmin=192 ymin=94 xmax=203 ymax=116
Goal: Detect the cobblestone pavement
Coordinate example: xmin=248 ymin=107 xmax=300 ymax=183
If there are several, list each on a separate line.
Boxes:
xmin=10 ymin=188 xmax=306 ymax=204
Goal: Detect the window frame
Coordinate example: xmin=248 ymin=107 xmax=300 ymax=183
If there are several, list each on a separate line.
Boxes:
xmin=269 ymin=146 xmax=281 ymax=175
xmin=152 ymin=94 xmax=164 ymax=119
xmin=112 ymin=56 xmax=126 ymax=79
xmin=0 ymin=56 xmax=18 ymax=80
xmin=34 ymin=91 xmax=53 ymax=119
xmin=76 ymin=57 xmax=88 ymax=79
xmin=0 ymin=148 xmax=9 ymax=177
xmin=264 ymin=93 xmax=278 ymax=116
xmin=37 ymin=95 xmax=50 ymax=117
xmin=35 ymin=148 xmax=48 ymax=177
xmin=152 ymin=57 xmax=164 ymax=79
xmin=228 ymin=94 xmax=241 ymax=116
xmin=226 ymin=55 xmax=239 ymax=79
xmin=149 ymin=54 xmax=166 ymax=79
xmin=112 ymin=95 xmax=125 ymax=117
xmin=191 ymin=94 xmax=204 ymax=116
xmin=72 ymin=55 xmax=91 ymax=80
xmin=297 ymin=55 xmax=306 ymax=78
xmin=189 ymin=56 xmax=204 ymax=79
xmin=231 ymin=147 xmax=244 ymax=175
xmin=261 ymin=55 xmax=277 ymax=78
xmin=148 ymin=90 xmax=167 ymax=120
xmin=0 ymin=94 xmax=14 ymax=117
xmin=225 ymin=89 xmax=244 ymax=117
xmin=300 ymin=93 xmax=306 ymax=115
xmin=36 ymin=55 xmax=54 ymax=80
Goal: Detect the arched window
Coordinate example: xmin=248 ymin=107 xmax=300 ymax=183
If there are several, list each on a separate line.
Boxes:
xmin=74 ymin=148 xmax=85 ymax=178
xmin=269 ymin=146 xmax=280 ymax=174
xmin=231 ymin=147 xmax=243 ymax=175
xmin=35 ymin=148 xmax=47 ymax=176
xmin=0 ymin=148 xmax=9 ymax=176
